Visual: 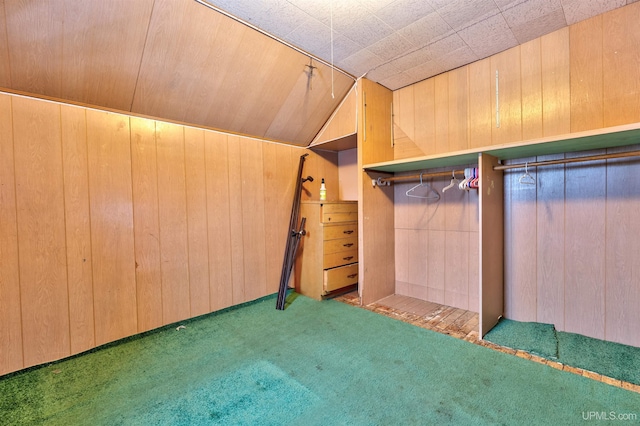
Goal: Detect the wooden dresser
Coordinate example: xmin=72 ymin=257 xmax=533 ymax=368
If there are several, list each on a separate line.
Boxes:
xmin=295 ymin=201 xmax=358 ymax=300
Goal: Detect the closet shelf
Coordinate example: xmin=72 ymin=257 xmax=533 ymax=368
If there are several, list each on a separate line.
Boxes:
xmin=363 ymin=122 xmax=640 ymax=173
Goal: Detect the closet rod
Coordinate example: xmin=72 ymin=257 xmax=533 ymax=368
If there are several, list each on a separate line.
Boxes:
xmin=377 ymin=168 xmax=469 ymax=184
xmin=494 ymin=149 xmax=640 ymax=171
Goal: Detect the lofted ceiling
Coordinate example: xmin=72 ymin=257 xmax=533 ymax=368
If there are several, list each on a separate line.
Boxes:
xmin=0 ymin=0 xmax=636 ymax=146
xmin=204 ymin=0 xmax=637 ymax=90
xmin=0 ymin=0 xmax=354 ymax=146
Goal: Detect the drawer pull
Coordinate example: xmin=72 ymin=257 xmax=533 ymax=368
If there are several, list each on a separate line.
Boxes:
xmin=343 ymin=256 xmax=354 ymax=261
xmin=347 ymin=273 xmax=358 ymax=279
xmin=343 ymin=230 xmax=354 ymax=234
xmin=343 ymin=243 xmax=354 ymax=248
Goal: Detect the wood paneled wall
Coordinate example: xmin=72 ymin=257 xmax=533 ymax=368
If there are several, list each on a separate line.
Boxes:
xmin=394 ymin=170 xmax=479 ymax=312
xmin=504 ymin=147 xmax=640 ymax=348
xmin=0 ymin=92 xmax=338 ymax=376
xmin=393 ymin=2 xmax=640 ymax=159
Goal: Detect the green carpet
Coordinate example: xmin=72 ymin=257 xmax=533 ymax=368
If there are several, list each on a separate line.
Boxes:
xmin=1 ymin=294 xmax=639 ymax=425
xmin=485 ymin=318 xmax=640 ymax=386
xmin=557 ymin=332 xmax=640 ymax=386
xmin=483 ymin=319 xmax=558 ymax=359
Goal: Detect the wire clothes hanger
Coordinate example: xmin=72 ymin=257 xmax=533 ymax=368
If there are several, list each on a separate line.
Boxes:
xmin=519 ymin=162 xmax=536 ymax=185
xmin=406 ymin=173 xmax=440 ymax=200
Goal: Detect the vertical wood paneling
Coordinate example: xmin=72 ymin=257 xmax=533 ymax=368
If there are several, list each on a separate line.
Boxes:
xmin=605 ymin=151 xmax=640 ymax=347
xmin=60 ymin=105 xmax=95 ymax=354
xmin=414 ymin=78 xmax=436 ymax=155
xmin=0 ymin=0 xmax=10 ymax=88
xmin=130 ymin=117 xmax=163 ymax=332
xmin=570 ymin=15 xmax=603 ymax=132
xmin=0 ymin=93 xmax=23 ymax=375
xmin=603 ymin=2 xmax=640 ymax=127
xmin=503 ymin=158 xmax=537 ymax=321
xmin=13 ymin=97 xmax=70 ymax=367
xmin=563 ymin=153 xmax=606 ymax=340
xmin=205 ymin=132 xmax=233 ymax=311
xmin=434 ymin=73 xmax=449 ymax=154
xmin=427 ymin=230 xmax=445 ymax=305
xmin=448 ymin=66 xmax=469 ymax=152
xmin=227 ymin=136 xmax=245 ymax=304
xmin=156 ymin=122 xmax=191 ymax=324
xmin=240 ymin=139 xmax=267 ymax=301
xmin=491 ymin=47 xmax=522 ymax=145
xmin=541 ymin=28 xmax=570 ymax=137
xmin=262 ymin=143 xmax=294 ymax=294
xmin=468 ymin=58 xmax=492 ymax=149
xmin=444 ymin=231 xmax=469 ymax=310
xmin=184 ymin=127 xmax=211 ymax=317
xmin=520 ymin=39 xmax=543 ymax=141
xmin=535 ymin=154 xmax=565 ymax=329
xmin=393 ymin=86 xmax=415 ymax=144
xmin=87 ymin=109 xmax=137 ymax=345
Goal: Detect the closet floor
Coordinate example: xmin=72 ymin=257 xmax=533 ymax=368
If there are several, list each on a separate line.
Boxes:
xmin=334 ymin=291 xmax=640 ymax=395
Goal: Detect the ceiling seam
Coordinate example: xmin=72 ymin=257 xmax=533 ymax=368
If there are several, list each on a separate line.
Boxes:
xmin=129 ymin=0 xmax=158 ymax=112
xmin=193 ymin=0 xmax=356 ymax=82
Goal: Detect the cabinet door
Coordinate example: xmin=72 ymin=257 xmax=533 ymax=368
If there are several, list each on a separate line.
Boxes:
xmin=491 ymin=46 xmax=522 ymax=145
xmin=360 ymin=78 xmax=393 ymax=165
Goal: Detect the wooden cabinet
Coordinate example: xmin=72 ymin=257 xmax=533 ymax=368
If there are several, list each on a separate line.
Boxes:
xmin=295 ymin=201 xmax=358 ymax=300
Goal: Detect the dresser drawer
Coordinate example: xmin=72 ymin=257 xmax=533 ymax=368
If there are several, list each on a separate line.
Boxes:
xmin=323 ymin=236 xmax=357 ymax=255
xmin=323 ymin=223 xmax=357 ymax=241
xmin=321 ymin=202 xmax=357 ymax=223
xmin=323 ymin=249 xmax=358 ymax=269
xmin=323 ymin=263 xmax=359 ymax=292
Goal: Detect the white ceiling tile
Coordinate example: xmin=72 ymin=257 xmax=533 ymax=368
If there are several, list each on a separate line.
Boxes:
xmin=338 ymin=49 xmax=385 ymax=78
xmin=561 ymin=0 xmax=626 ymax=25
xmin=340 ymin=14 xmax=395 ymax=47
xmin=367 ymin=33 xmax=415 ymax=61
xmin=252 ymin=1 xmax=312 ymax=38
xmin=397 ymin=12 xmax=453 ymax=47
xmin=367 ymin=61 xmax=403 ymax=81
xmin=404 ymin=59 xmax=449 ymax=81
xmin=502 ymin=0 xmax=563 ymax=28
xmin=457 ymin=13 xmax=518 ymax=58
xmin=429 ymin=0 xmax=500 ymax=30
xmin=283 ymin=16 xmax=331 ymax=54
xmin=438 ymin=45 xmax=479 ymax=70
xmin=378 ymin=72 xmax=417 ymax=90
xmin=509 ymin=7 xmax=566 ymax=44
xmin=387 ymin=46 xmax=435 ymax=71
xmin=493 ymin=0 xmax=528 ymax=11
xmin=424 ymin=34 xmax=466 ymax=58
xmin=358 ymin=0 xmax=399 ymax=12
xmin=325 ymin=35 xmax=364 ymax=63
xmin=375 ymin=0 xmax=436 ymax=30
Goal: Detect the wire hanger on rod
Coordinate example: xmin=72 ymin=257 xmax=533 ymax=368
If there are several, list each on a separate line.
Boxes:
xmin=519 ymin=162 xmax=536 ymax=185
xmin=406 ymin=173 xmax=440 ymax=200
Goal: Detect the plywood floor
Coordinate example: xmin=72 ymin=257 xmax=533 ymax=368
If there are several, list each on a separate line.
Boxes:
xmin=334 ymin=292 xmax=640 ymax=395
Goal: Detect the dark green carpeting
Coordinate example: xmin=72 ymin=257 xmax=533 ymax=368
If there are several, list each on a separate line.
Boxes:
xmin=485 ymin=318 xmax=640 ymax=386
xmin=2 ymin=294 xmax=639 ymax=425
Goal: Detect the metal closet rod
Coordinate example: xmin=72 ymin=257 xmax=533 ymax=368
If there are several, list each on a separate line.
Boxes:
xmin=378 ymin=168 xmax=473 ymax=184
xmin=493 ymin=149 xmax=640 ymax=171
